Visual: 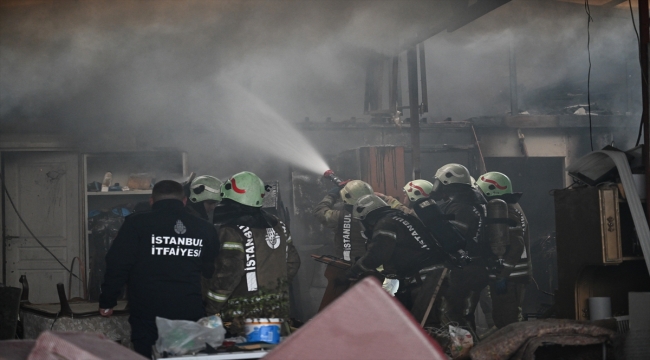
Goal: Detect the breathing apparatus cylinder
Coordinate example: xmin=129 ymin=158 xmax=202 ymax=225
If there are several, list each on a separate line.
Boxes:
xmin=487 ymin=198 xmax=509 ymax=259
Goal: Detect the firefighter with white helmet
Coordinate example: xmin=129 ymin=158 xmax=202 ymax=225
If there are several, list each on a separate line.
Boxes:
xmin=374 ymin=178 xmax=471 ymax=265
xmin=476 ymin=171 xmax=531 ymax=329
xmin=313 ymin=179 xmax=374 ymax=261
xmin=374 ymin=179 xmax=433 ymax=215
xmin=339 ymin=180 xmax=374 ymax=206
xmin=431 ymin=163 xmax=489 ymax=340
xmin=186 ymin=175 xmax=223 ymax=223
xmin=203 ymin=171 xmax=300 ymax=333
xmin=404 ymin=179 xmax=435 ymax=202
xmin=345 ymin=194 xmax=448 ymax=282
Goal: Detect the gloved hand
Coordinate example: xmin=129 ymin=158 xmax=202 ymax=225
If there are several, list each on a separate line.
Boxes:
xmin=487 ymin=258 xmax=504 ymax=276
xmin=327 ymin=186 xmax=341 ymax=197
xmin=448 ymin=249 xmax=471 ymax=268
xmin=457 ymin=249 xmax=471 ymax=265
xmin=334 ymin=276 xmax=351 ymax=287
xmin=345 ymin=260 xmax=370 ymax=281
xmin=338 ymin=180 xmax=351 ymax=187
xmin=494 ymin=277 xmax=508 ymax=295
xmin=345 ymin=265 xmax=362 ymax=281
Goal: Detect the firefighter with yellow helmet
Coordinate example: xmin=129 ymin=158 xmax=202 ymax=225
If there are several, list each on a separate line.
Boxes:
xmin=313 ymin=180 xmax=374 ymax=262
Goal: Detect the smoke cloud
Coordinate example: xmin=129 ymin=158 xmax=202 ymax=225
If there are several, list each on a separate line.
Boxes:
xmin=0 ymin=0 xmax=642 ymax=172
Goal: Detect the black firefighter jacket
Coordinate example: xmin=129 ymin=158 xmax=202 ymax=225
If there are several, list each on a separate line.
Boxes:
xmin=349 ymin=209 xmax=447 ymax=278
xmin=440 ymin=190 xmax=490 ymax=258
xmin=99 ymin=199 xmax=220 ymax=322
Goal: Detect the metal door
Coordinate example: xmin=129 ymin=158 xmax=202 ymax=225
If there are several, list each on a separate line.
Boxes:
xmin=3 ymin=152 xmax=81 ymax=303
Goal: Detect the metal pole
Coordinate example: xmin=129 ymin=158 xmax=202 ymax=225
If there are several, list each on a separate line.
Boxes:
xmin=407 ymin=47 xmax=421 ymax=180
xmin=640 ymin=0 xmax=650 ymax=225
xmin=1 ymin=153 xmax=5 ymax=284
xmin=509 ymin=38 xmax=518 ymax=115
xmin=389 ymin=56 xmax=398 ymax=115
xmin=419 ymin=43 xmax=429 ymax=114
xmin=364 ymin=62 xmax=372 ymax=114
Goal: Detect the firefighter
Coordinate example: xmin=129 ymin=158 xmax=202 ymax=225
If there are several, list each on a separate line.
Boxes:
xmin=99 ymin=180 xmax=219 ymax=358
xmin=313 ymin=180 xmax=373 ymax=262
xmin=475 ymin=171 xmax=531 ymax=328
xmin=186 ymin=175 xmax=223 ymax=222
xmin=345 ymin=194 xmax=448 ymax=286
xmin=204 ymin=171 xmax=300 ymax=332
xmin=430 ymin=163 xmax=489 ymax=338
xmin=374 ymin=179 xmax=434 ymax=215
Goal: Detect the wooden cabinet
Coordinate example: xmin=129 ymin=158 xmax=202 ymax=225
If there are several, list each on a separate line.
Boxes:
xmin=82 ymin=151 xmax=187 ymax=300
xmin=554 ymin=185 xmax=650 ymax=320
xmin=334 ymin=146 xmax=406 ymax=199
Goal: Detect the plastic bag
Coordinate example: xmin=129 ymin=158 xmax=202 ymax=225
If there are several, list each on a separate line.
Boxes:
xmin=449 ymin=325 xmax=473 ymax=358
xmin=155 ymin=315 xmax=226 ymax=356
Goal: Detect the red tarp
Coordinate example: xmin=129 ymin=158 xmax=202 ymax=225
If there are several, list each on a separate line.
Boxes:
xmin=266 ymin=277 xmax=446 ymax=360
xmin=27 ymin=331 xmax=145 ymax=360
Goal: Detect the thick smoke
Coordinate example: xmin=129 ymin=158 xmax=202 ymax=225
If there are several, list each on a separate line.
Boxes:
xmin=421 ymin=1 xmax=641 ymax=123
xmin=0 ymin=0 xmax=434 ymax=176
xmin=0 ymin=0 xmax=643 ymax=172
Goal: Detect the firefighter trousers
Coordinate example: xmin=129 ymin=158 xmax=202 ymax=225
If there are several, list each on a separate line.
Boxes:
xmin=490 ymin=281 xmax=526 ymax=329
xmin=438 ymin=262 xmax=489 ymax=334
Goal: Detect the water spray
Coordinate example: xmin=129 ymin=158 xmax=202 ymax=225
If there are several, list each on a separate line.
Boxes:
xmin=216 ymin=79 xmax=331 ymax=175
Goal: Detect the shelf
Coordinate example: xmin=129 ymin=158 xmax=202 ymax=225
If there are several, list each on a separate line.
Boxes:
xmin=83 ymin=151 xmax=187 ymax=302
xmin=87 ymin=190 xmax=152 ymax=196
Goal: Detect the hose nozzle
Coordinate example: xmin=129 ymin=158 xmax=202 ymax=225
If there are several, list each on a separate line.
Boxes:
xmin=323 ymin=169 xmax=344 ymax=187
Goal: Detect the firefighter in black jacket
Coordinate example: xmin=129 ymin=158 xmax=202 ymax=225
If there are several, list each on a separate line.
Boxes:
xmin=345 ymin=194 xmax=448 ymax=282
xmin=204 ymin=171 xmax=300 ymax=333
xmin=99 ymin=180 xmax=220 ymax=358
xmin=476 ymin=171 xmax=531 ymax=328
xmin=431 ymin=163 xmax=489 ymax=338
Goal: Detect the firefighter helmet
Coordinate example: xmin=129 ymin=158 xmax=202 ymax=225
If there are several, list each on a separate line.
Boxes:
xmin=352 ymin=194 xmax=389 ymax=221
xmin=434 ymin=163 xmax=472 ymax=186
xmin=403 ymin=179 xmax=434 ymax=202
xmin=476 ymin=172 xmax=513 ymax=197
xmin=221 ymin=171 xmax=266 ymax=207
xmin=190 ymin=175 xmax=223 ymax=203
xmin=340 ymin=180 xmax=374 ymax=205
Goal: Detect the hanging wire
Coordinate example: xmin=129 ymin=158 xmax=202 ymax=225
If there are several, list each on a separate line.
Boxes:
xmin=2 ymin=181 xmax=80 ymax=281
xmin=629 ymin=0 xmax=641 ymax=46
xmin=630 ymin=0 xmax=647 ymax=147
xmin=585 ymin=0 xmax=594 ymax=151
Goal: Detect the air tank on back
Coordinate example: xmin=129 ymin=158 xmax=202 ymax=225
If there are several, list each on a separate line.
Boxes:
xmin=486 ymin=198 xmax=509 ymax=259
